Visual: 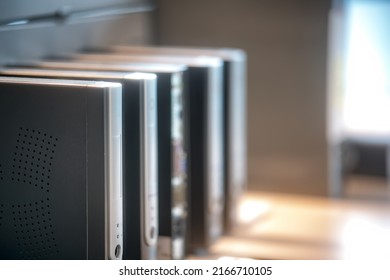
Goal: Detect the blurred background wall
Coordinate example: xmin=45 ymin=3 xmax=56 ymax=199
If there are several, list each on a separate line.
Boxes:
xmin=155 ymin=0 xmax=332 ymax=195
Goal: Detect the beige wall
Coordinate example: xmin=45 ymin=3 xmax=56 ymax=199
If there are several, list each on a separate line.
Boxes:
xmin=155 ymin=0 xmax=331 ymax=196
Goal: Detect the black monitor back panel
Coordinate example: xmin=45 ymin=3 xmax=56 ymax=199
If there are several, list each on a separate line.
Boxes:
xmin=107 ymin=45 xmax=247 ymax=232
xmin=0 ymin=69 xmax=158 ymax=260
xmin=186 ymin=65 xmax=224 ymax=253
xmin=65 ymin=54 xmax=225 ymax=253
xmin=9 ymin=55 xmax=223 ymax=254
xmin=0 ymin=77 xmax=122 ymax=259
xmin=5 ymin=62 xmax=189 ymax=260
xmin=68 ymin=53 xmax=224 ymax=253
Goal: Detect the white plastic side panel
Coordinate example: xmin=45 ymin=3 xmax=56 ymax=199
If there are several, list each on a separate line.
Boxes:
xmin=227 ymin=58 xmax=247 ymax=225
xmin=105 ymin=86 xmax=123 ymax=260
xmin=207 ymin=65 xmax=224 ymax=242
xmin=141 ymin=78 xmax=158 ymax=259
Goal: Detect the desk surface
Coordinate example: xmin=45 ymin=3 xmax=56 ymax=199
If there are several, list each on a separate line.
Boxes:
xmin=195 ymin=188 xmax=390 ymax=260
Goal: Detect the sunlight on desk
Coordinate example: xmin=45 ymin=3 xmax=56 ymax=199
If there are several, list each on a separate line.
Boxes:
xmin=207 ymin=190 xmax=390 ymax=260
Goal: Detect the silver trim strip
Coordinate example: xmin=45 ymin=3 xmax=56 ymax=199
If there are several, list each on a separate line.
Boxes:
xmin=141 ymin=77 xmax=158 ymax=259
xmin=111 ymin=45 xmax=247 ymax=61
xmin=0 ymin=68 xmax=157 ymax=81
xmin=73 ymin=53 xmax=223 ymax=67
xmin=0 ymin=76 xmax=121 ymax=88
xmin=10 ymin=61 xmax=187 ymax=73
xmin=105 ymin=86 xmax=123 ymax=260
xmin=207 ymin=64 xmax=224 ymax=242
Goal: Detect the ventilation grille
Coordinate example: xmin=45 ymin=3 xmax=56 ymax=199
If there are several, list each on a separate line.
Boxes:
xmin=12 ymin=198 xmax=58 ymax=259
xmin=0 ymin=204 xmax=3 ymax=227
xmin=0 ymin=164 xmax=3 ymax=181
xmin=12 ymin=127 xmax=58 ymax=193
xmin=9 ymin=128 xmax=59 ymax=259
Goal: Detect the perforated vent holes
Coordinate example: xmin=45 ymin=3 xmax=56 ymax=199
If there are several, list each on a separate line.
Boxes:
xmin=12 ymin=127 xmax=58 ymax=193
xmin=12 ymin=198 xmax=58 ymax=259
xmin=0 ymin=164 xmax=3 ymax=181
xmin=8 ymin=128 xmax=60 ymax=259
